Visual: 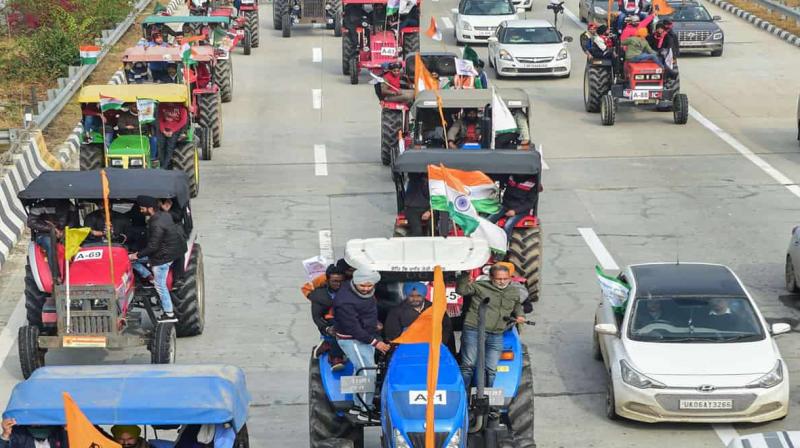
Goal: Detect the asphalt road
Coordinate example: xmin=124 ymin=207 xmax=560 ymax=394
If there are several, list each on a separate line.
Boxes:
xmin=0 ymin=0 xmax=798 ymax=447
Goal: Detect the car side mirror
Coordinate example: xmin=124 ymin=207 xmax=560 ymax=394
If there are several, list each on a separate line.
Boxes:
xmin=451 ymin=7 xmax=459 ymax=14
xmin=771 ymin=322 xmax=791 ymax=336
xmin=594 ymin=323 xmax=619 ymax=336
xmin=712 ymin=15 xmax=721 ymax=20
xmin=563 ymin=35 xmax=573 ymax=42
xmin=488 ymin=36 xmax=499 ymax=43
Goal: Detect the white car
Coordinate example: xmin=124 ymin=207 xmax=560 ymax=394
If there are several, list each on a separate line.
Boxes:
xmin=452 ymin=0 xmax=522 ymax=45
xmin=593 ymin=262 xmax=790 ymax=423
xmin=487 ymin=19 xmax=571 ymax=78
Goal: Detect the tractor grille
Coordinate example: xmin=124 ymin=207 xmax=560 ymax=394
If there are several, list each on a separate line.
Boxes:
xmin=69 ymin=315 xmax=114 ymax=334
xmin=678 ymin=30 xmax=711 ymax=41
xmin=303 ymin=0 xmax=324 ymax=17
xmin=406 ymin=432 xmax=449 ymax=448
xmin=517 ymin=56 xmax=554 ymax=63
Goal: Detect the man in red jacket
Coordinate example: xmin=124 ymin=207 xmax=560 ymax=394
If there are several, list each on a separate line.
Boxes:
xmin=156 ymin=103 xmax=188 ymax=169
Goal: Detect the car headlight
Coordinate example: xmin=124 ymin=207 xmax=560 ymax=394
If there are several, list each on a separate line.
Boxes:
xmin=393 ymin=429 xmax=411 ymax=448
xmin=110 ymin=158 xmax=124 ymax=167
xmin=711 ymin=32 xmax=723 ymax=40
xmin=461 ymin=20 xmax=473 ymax=30
xmin=594 ymin=6 xmax=607 ymax=14
xmin=747 ymin=361 xmax=783 ymax=389
xmin=128 ymin=158 xmax=144 ymax=167
xmin=620 ymin=360 xmax=666 ymax=389
xmin=445 ymin=429 xmax=462 ymax=448
xmin=556 ymin=48 xmax=568 ymax=60
xmin=499 ymin=49 xmax=514 ymax=61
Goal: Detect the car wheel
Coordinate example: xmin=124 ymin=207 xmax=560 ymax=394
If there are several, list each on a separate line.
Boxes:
xmin=605 ymin=376 xmax=618 ymax=420
xmin=786 ymin=255 xmax=799 ymax=293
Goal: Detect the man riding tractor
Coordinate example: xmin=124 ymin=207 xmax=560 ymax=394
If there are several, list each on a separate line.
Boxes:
xmin=16 ymin=169 xmax=206 ymax=378
xmin=121 ymin=44 xmax=223 ymax=153
xmin=341 ymin=0 xmax=420 ymax=85
xmin=308 ymin=237 xmax=536 ymax=447
xmin=78 ymin=84 xmax=201 ymax=197
xmin=275 ymin=0 xmax=343 ymax=38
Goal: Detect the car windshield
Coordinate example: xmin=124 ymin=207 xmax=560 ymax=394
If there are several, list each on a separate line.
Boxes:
xmin=664 ymin=5 xmax=712 ymax=21
xmin=502 ymin=27 xmax=561 ymax=44
xmin=462 ymin=0 xmax=515 ymax=15
xmin=628 ymin=296 xmax=765 ymax=343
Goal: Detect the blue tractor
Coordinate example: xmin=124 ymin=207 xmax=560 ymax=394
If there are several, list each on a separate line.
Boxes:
xmin=308 ymin=237 xmax=536 ymax=448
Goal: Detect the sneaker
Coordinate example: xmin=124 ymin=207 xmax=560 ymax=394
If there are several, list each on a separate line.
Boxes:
xmin=159 ymin=312 xmax=178 ymax=323
xmin=351 ymin=410 xmax=379 ymax=423
xmin=314 ymin=341 xmax=331 ymax=358
xmin=329 ymin=357 xmax=346 ymax=372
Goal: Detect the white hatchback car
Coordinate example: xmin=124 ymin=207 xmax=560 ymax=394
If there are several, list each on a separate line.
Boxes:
xmin=452 ymin=0 xmax=522 ymax=45
xmin=593 ymin=262 xmax=790 ymax=423
xmin=488 ymin=19 xmax=571 ymax=78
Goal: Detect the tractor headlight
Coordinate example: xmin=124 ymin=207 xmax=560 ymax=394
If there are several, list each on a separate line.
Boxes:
xmin=128 ymin=157 xmax=144 ymax=167
xmin=110 ymin=158 xmax=124 ymax=167
xmin=650 ymin=74 xmax=661 ymax=80
xmin=620 ymin=360 xmax=666 ymax=389
xmin=556 ymin=48 xmax=568 ymax=60
xmin=634 ymin=74 xmax=644 ymax=80
xmin=747 ymin=361 xmax=783 ymax=389
xmin=461 ymin=20 xmax=473 ymax=31
xmin=711 ymin=31 xmax=723 ymax=40
xmin=393 ymin=429 xmax=411 ymax=448
xmin=445 ymin=429 xmax=462 ymax=448
xmin=499 ymin=49 xmax=514 ymax=61
xmin=594 ymin=6 xmax=607 ymax=14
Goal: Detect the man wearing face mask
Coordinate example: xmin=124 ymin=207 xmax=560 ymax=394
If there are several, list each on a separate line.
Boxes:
xmin=456 ymin=264 xmax=525 ymax=388
xmin=334 ymin=269 xmax=389 ymax=422
xmin=384 ymin=282 xmax=456 ymax=355
xmin=0 ymin=418 xmax=67 ymax=448
xmin=111 ymin=425 xmax=149 ymax=448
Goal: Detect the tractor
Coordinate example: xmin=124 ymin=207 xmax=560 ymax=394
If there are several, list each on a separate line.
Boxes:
xmin=341 ymin=0 xmax=420 ymax=85
xmin=275 ymin=0 xmax=342 ymax=38
xmin=77 ymin=84 xmax=201 ymax=197
xmin=121 ymin=44 xmax=222 ymax=152
xmin=187 ymin=0 xmax=260 ymax=48
xmin=16 ymin=169 xmax=206 ymax=378
xmin=238 ymin=0 xmax=261 ymax=48
xmin=308 ymin=236 xmax=536 ymax=448
xmin=391 ymin=149 xmax=542 ymax=304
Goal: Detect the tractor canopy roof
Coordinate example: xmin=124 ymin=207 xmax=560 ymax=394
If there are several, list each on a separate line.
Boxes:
xmin=392 ymin=148 xmax=541 ymax=175
xmin=3 ymin=364 xmax=251 ymax=431
xmin=413 ymin=88 xmax=530 ymax=110
xmin=122 ymin=45 xmax=215 ymax=62
xmin=404 ymin=52 xmax=459 ymax=78
xmin=19 ymin=169 xmax=191 ymax=207
xmin=142 ymin=15 xmax=230 ymax=25
xmin=344 ymin=237 xmax=491 ymax=273
xmin=78 ymin=84 xmax=190 ymax=105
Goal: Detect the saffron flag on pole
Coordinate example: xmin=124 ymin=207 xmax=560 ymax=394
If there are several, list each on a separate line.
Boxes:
xmin=428 ymin=164 xmax=507 ymax=253
xmin=414 ymin=53 xmax=438 ymax=94
xmin=99 ymin=95 xmax=124 ymax=113
xmin=136 ymin=98 xmax=157 ymax=124
xmin=651 ymin=0 xmax=674 ymax=15
xmin=79 ymin=45 xmax=101 ymax=65
xmin=63 ymin=392 xmax=122 ymax=448
xmin=100 ymin=170 xmax=116 ymax=285
xmin=425 ymin=17 xmax=442 ymax=41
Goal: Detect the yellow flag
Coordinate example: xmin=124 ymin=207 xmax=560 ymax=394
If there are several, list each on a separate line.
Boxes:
xmin=63 ymin=392 xmax=122 ymax=448
xmin=64 ymin=227 xmax=92 ymax=261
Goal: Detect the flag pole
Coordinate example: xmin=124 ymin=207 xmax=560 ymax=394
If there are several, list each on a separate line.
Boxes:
xmin=135 ymin=97 xmax=146 ymax=158
xmin=65 ymin=227 xmax=71 ymax=334
xmin=98 ymin=95 xmax=109 ymax=167
xmin=490 ymin=87 xmax=496 ymax=150
xmin=100 ymin=170 xmax=116 ymax=289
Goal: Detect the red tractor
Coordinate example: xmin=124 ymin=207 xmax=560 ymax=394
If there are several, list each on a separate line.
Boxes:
xmin=341 ymin=0 xmax=420 ymax=85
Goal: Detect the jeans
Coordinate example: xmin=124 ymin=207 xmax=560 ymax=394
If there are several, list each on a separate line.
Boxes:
xmin=133 ymin=257 xmax=174 ymax=314
xmin=629 ymin=53 xmax=664 ymax=67
xmin=149 ymin=136 xmax=159 ymax=163
xmin=460 ymin=327 xmax=504 ymax=388
xmin=487 ymin=208 xmax=527 ymax=239
xmin=157 ymin=132 xmax=181 ymax=169
xmin=405 ymin=206 xmax=428 ymax=237
xmin=35 ymin=234 xmax=53 ymax=256
xmin=337 ymin=339 xmax=377 ymax=410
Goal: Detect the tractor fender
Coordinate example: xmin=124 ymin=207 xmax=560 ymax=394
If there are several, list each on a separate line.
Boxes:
xmin=319 ymin=351 xmax=357 ymax=409
xmin=182 ymin=229 xmax=199 ymax=272
xmin=493 ymin=327 xmax=525 ymax=406
xmin=27 ymin=242 xmax=51 ymax=294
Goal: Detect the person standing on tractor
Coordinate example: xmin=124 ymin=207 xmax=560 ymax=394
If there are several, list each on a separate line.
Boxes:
xmin=146 ymin=32 xmax=170 ymax=81
xmin=403 ymin=173 xmax=431 ymax=236
xmin=616 ymin=0 xmax=647 ymax=30
xmin=456 ymin=264 xmax=525 ymax=388
xmin=384 ymin=282 xmax=456 ymax=354
xmin=381 ymin=62 xmax=415 ymax=104
xmin=447 ymin=109 xmax=482 ymax=149
xmin=648 ymin=20 xmax=679 ymax=74
xmin=622 ymin=28 xmax=665 ymax=67
xmin=619 ymin=13 xmax=654 ymax=42
xmin=309 ymin=265 xmax=348 ymax=371
xmin=129 ymin=195 xmax=186 ymax=323
xmin=0 ymin=418 xmax=67 ymax=448
xmin=488 ymin=175 xmax=537 ymax=238
xmin=156 ymin=103 xmax=188 ymax=170
xmin=333 ymin=269 xmax=390 ymax=421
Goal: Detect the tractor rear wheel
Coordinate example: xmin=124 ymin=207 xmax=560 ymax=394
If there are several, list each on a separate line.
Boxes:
xmin=171 ymin=140 xmax=199 ymax=198
xmin=246 ymin=11 xmax=260 ymax=47
xmin=309 ymin=354 xmax=364 ymax=448
xmin=505 ymin=348 xmax=535 ymax=444
xmin=150 ymin=322 xmax=177 ymax=364
xmin=214 ymin=58 xmax=234 ymax=103
xmin=381 ymin=109 xmax=402 ymax=166
xmin=24 ymin=264 xmax=46 ymax=329
xmin=19 ymin=325 xmax=45 ymax=379
xmin=402 ymin=30 xmax=419 ymax=58
xmin=273 ymin=0 xmax=284 ymax=30
xmin=198 ymin=92 xmax=222 ymax=148
xmin=507 ymin=226 xmax=541 ymax=302
xmin=600 ymin=94 xmax=616 ymax=126
xmin=583 ymin=65 xmax=611 ymax=113
xmin=173 ymin=243 xmax=205 ymax=337
xmin=342 ymin=34 xmax=356 ymax=75
xmin=79 ymin=143 xmax=103 ymax=171
xmin=673 ymin=93 xmax=689 ymax=125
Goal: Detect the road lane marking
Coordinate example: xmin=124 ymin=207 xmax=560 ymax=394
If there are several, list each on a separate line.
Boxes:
xmin=442 ymin=17 xmax=454 ymax=29
xmin=690 ymin=107 xmax=800 ymax=200
xmin=713 ymin=425 xmax=739 ymax=446
xmin=314 ymin=144 xmax=328 ymax=176
xmin=319 ymin=230 xmax=334 ymax=261
xmin=564 ymin=7 xmax=582 ymax=26
xmin=312 ymin=89 xmax=322 ymax=109
xmin=539 ymin=144 xmax=549 ymax=170
xmin=578 ymin=227 xmax=619 ymax=270
xmin=312 ymin=47 xmax=322 ymax=63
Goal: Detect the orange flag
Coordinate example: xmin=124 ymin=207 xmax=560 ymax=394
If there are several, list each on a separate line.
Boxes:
xmin=425 ymin=17 xmax=442 ymax=41
xmin=651 ymin=0 xmax=674 ymax=15
xmin=414 ymin=53 xmax=438 ymax=94
xmin=100 ymin=170 xmax=115 ymax=286
xmin=63 ymin=392 xmax=122 ymax=448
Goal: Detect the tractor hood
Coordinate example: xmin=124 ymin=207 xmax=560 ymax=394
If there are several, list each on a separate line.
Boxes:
xmin=68 ymin=245 xmax=134 ymax=294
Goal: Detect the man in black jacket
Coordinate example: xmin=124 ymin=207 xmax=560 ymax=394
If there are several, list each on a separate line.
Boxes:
xmin=129 ymin=195 xmax=185 ymax=322
xmin=0 ymin=418 xmax=66 ymax=448
xmin=403 ymin=173 xmax=431 ymax=237
xmin=488 ymin=174 xmax=538 ymax=238
xmin=384 ymin=282 xmax=456 ymax=355
xmin=309 ymin=265 xmax=347 ymax=371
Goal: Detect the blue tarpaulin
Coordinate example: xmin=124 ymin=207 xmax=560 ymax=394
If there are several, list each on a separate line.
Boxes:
xmin=3 ymin=364 xmax=251 ymax=431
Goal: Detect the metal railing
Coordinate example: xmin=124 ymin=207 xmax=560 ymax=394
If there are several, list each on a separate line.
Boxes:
xmin=751 ymin=0 xmax=800 ymax=22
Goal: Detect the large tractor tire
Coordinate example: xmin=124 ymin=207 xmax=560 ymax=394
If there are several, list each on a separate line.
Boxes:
xmin=333 ymin=9 xmax=342 ymax=37
xmin=243 ymin=31 xmax=252 ymax=56
xmin=583 ymin=65 xmax=611 ymax=113
xmin=198 ymin=92 xmax=222 ymax=148
xmin=273 ymin=0 xmax=284 ymax=30
xmin=246 ymin=11 xmax=260 ymax=47
xmin=173 ymin=243 xmax=205 ymax=337
xmin=150 ymin=322 xmax=177 ymax=364
xmin=380 ymin=109 xmax=402 ymax=166
xmin=507 ymin=226 xmax=541 ymax=302
xmin=505 ymin=348 xmax=535 ymax=444
xmin=402 ymin=31 xmax=420 ymax=58
xmin=234 ymin=425 xmax=250 ymax=448
xmin=282 ymin=2 xmax=292 ymax=39
xmin=342 ymin=34 xmax=356 ymax=76
xmin=171 ymin=140 xmax=199 ymax=198
xmin=672 ymin=93 xmax=689 ymax=125
xmin=24 ymin=264 xmax=46 ymax=328
xmin=214 ymin=58 xmax=234 ymax=103
xmin=309 ymin=354 xmax=364 ymax=448
xmin=600 ymin=94 xmax=616 ymax=126
xmin=200 ymin=126 xmax=213 ymax=161
xmin=79 ymin=143 xmax=103 ymax=171
xmin=19 ymin=325 xmax=45 ymax=379
xmin=349 ymin=57 xmax=359 ymax=84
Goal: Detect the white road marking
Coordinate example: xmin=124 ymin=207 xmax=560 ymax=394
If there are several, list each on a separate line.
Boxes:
xmin=312 ymin=89 xmax=322 ymax=109
xmin=539 ymin=144 xmax=549 ymax=170
xmin=441 ymin=17 xmax=454 ymax=29
xmin=690 ymin=107 xmax=800 ymax=200
xmin=713 ymin=425 xmax=740 ymax=446
xmin=312 ymin=47 xmax=322 ymax=63
xmin=564 ymin=7 xmax=583 ymax=26
xmin=578 ymin=227 xmax=619 ymax=270
xmin=0 ymin=297 xmax=27 ymax=405
xmin=314 ymin=144 xmax=328 ymax=176
xmin=318 ymin=230 xmax=334 ymax=262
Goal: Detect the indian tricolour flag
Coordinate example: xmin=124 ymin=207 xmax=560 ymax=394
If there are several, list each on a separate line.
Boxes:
xmin=428 ymin=164 xmax=507 ymax=253
xmin=79 ymin=45 xmax=101 ymax=65
xmin=491 ymin=87 xmax=517 ymax=148
xmin=99 ymin=95 xmax=124 ymax=112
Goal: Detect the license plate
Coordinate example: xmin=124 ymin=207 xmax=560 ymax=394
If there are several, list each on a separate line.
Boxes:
xmin=63 ymin=335 xmax=107 ymax=348
xmin=340 ymin=375 xmax=376 ymax=394
xmin=445 ymin=287 xmax=461 ymax=304
xmin=380 ymin=47 xmax=397 ymax=56
xmin=475 ymin=30 xmax=492 ymax=36
xmin=521 ymin=63 xmax=548 ymax=69
xmin=471 ymin=387 xmax=505 ymax=406
xmin=679 ymin=399 xmax=733 ymax=410
xmin=631 ymin=90 xmax=649 ymax=100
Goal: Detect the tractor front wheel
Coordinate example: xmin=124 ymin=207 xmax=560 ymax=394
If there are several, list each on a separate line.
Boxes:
xmin=200 ymin=127 xmax=213 ymax=161
xmin=171 ymin=140 xmax=199 ymax=198
xmin=173 ymin=243 xmax=205 ymax=337
xmin=309 ymin=354 xmax=364 ymax=447
xmin=333 ymin=13 xmax=342 ymax=37
xmin=79 ymin=143 xmax=103 ymax=171
xmin=214 ymin=59 xmax=234 ymax=103
xmin=507 ymin=226 xmax=542 ymax=302
xmin=505 ymin=348 xmax=535 ymax=443
xmin=243 ymin=31 xmax=252 ymax=55
xmin=19 ymin=325 xmax=45 ymax=379
xmin=150 ymin=322 xmax=177 ymax=364
xmin=584 ymin=65 xmax=611 ymax=113
xmin=342 ymin=34 xmax=356 ymax=75
xmin=349 ymin=58 xmax=359 ymax=85
xmin=198 ymin=92 xmax=222 ymax=148
xmin=234 ymin=425 xmax=250 ymax=448
xmin=673 ymin=93 xmax=689 ymax=125
xmin=600 ymin=94 xmax=616 ymax=126
xmin=282 ymin=10 xmax=292 ymax=38
xmin=273 ymin=0 xmax=284 ymax=30
xmin=380 ymin=109 xmax=402 ymax=166
xmin=246 ymin=11 xmax=260 ymax=47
